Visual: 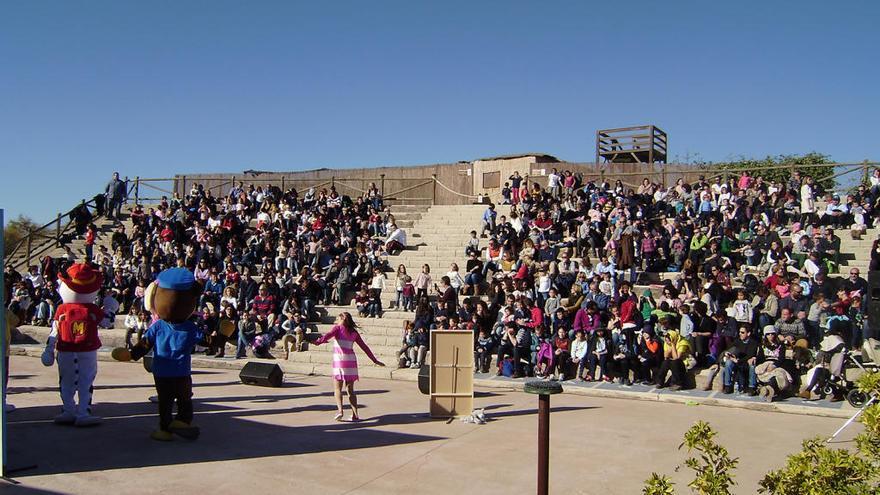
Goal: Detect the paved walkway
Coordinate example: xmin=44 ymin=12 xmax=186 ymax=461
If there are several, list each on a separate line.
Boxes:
xmin=2 ymin=356 xmax=861 ymax=495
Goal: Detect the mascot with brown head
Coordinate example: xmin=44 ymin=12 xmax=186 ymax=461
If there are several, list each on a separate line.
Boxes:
xmin=41 ymin=263 xmax=105 ymax=426
xmin=112 ymin=267 xmax=203 ymax=441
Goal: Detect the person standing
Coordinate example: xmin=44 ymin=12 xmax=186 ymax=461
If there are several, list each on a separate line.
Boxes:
xmin=480 ymin=204 xmax=497 ymax=237
xmin=84 ymin=223 xmax=97 ymax=262
xmin=800 ymin=176 xmax=815 ymax=226
xmin=547 ymin=168 xmax=562 ymax=200
xmin=105 ymin=172 xmax=127 ymax=221
xmin=312 ymin=312 xmax=385 ymax=422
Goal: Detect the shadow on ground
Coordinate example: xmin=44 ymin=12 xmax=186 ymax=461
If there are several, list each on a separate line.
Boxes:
xmin=7 ymin=384 xmax=596 ymax=478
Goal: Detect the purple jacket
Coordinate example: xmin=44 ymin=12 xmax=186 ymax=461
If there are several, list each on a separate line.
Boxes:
xmin=573 ymin=309 xmax=599 ymax=334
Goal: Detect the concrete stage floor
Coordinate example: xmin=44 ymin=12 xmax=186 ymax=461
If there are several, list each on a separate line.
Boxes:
xmin=2 ymin=356 xmax=860 ymax=495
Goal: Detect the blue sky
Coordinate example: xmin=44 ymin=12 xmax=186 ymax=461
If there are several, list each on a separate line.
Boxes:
xmin=1 ymin=1 xmax=878 ymax=222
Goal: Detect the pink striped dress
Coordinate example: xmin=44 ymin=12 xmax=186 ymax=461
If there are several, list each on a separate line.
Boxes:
xmin=313 ymin=324 xmax=379 ymax=382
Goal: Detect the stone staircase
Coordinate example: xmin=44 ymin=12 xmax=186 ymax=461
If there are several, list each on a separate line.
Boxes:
xmin=8 ymin=207 xmax=140 ymax=269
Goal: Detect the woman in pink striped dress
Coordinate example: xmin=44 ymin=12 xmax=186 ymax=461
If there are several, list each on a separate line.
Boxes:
xmin=313 ymin=312 xmax=385 ymax=421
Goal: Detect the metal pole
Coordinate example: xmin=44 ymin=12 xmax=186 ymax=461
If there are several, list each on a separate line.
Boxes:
xmin=380 ymin=174 xmax=385 ymax=196
xmin=432 ymin=174 xmax=437 ymax=205
xmin=56 ymin=213 xmax=62 ymax=247
xmin=537 ymin=394 xmax=550 ymax=495
xmin=827 ymin=395 xmax=876 ymax=443
xmin=0 ymin=209 xmax=6 ymax=477
xmin=134 ymin=176 xmax=140 ymax=205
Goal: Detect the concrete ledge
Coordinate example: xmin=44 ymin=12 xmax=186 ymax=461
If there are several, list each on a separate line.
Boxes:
xmin=12 ymin=344 xmax=854 ymax=419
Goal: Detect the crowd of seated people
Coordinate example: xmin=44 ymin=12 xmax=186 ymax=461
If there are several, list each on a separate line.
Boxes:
xmin=5 ymin=178 xmax=411 ymax=360
xmin=7 ymin=168 xmax=880 ymax=402
xmin=394 ymin=168 xmax=879 ymax=401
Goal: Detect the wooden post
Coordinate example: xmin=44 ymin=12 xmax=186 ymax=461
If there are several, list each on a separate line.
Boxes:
xmin=862 ymin=160 xmax=869 ymax=186
xmin=380 ymin=174 xmax=385 ymax=196
xmin=25 ymin=229 xmax=32 ymax=268
xmin=431 ymin=174 xmax=437 ymax=205
xmin=56 ymin=213 xmax=62 ymax=247
xmin=331 ymin=176 xmax=335 ymax=190
xmin=181 ymin=175 xmax=187 ymax=197
xmin=281 ymin=175 xmax=285 ymax=192
xmin=134 ymin=176 xmax=140 ymax=205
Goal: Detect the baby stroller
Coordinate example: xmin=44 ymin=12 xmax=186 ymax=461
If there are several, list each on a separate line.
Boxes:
xmin=801 ymin=325 xmax=851 ymax=402
xmin=844 ymin=338 xmax=880 ymax=407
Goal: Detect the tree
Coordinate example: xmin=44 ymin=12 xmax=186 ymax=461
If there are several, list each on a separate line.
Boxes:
xmin=707 ymin=153 xmax=836 ymax=191
xmin=3 ymin=214 xmax=39 ymax=257
xmin=645 ymin=371 xmax=880 ymax=494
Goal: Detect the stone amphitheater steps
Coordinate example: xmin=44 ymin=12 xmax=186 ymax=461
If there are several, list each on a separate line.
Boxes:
xmin=9 ymin=205 xmax=146 ymax=269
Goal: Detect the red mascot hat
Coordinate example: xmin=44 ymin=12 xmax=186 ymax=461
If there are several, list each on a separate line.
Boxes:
xmin=58 ymin=263 xmax=104 ymax=294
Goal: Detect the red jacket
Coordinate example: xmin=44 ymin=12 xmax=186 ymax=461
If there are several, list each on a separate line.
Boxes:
xmin=620 ymin=296 xmax=637 ymax=325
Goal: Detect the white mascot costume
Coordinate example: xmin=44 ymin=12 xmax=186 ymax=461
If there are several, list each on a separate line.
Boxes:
xmin=41 ymin=263 xmax=105 ymax=426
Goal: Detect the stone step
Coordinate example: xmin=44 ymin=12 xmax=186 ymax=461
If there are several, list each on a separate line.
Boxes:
xmin=386 ymin=205 xmax=432 ymax=211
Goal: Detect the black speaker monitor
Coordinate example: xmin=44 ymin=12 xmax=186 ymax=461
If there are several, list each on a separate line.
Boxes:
xmin=418 ymin=364 xmax=430 ymax=395
xmin=239 ymin=362 xmax=284 ymax=387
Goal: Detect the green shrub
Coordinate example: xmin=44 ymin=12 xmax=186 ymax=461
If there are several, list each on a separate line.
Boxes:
xmin=646 ymin=371 xmax=880 ymax=494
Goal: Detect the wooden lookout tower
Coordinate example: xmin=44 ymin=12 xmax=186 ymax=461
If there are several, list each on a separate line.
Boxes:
xmin=596 ymin=125 xmax=667 ymax=164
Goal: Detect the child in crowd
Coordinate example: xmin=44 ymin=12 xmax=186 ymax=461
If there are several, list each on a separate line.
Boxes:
xmin=401 ymin=275 xmax=415 ymax=311
xmin=394 ymin=265 xmax=408 ymax=310
xmin=124 ymin=307 xmax=140 ymax=349
xmin=465 ymin=231 xmax=480 ymax=257
xmin=413 ymin=264 xmax=432 ymax=301
xmin=355 ymin=287 xmax=370 ymax=318
xmin=475 ymin=329 xmax=493 ymax=373
xmin=399 ymin=321 xmax=416 ymax=368
xmin=732 ymin=289 xmax=753 ymax=329
xmin=368 ymin=268 xmax=386 ymax=318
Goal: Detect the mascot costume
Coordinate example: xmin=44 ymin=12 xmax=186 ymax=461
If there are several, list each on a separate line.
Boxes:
xmin=41 ymin=263 xmax=105 ymax=426
xmin=112 ymin=267 xmax=203 ymax=441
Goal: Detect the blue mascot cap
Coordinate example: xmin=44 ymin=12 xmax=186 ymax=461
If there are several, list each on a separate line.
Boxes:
xmin=157 ymin=268 xmax=196 ymax=291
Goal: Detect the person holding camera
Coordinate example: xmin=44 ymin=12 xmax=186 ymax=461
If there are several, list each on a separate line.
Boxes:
xmin=721 ymin=325 xmax=760 ymax=395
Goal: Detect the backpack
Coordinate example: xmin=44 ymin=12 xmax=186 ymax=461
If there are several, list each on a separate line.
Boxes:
xmin=501 ymin=358 xmax=516 ymax=377
xmin=57 ymin=305 xmax=100 ymax=346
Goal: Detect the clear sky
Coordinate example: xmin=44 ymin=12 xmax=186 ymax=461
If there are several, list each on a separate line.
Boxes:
xmin=1 ymin=0 xmax=878 ymax=223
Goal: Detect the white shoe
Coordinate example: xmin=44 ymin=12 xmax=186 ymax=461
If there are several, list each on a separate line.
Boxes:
xmin=54 ymin=411 xmax=77 ymax=425
xmin=474 ymin=408 xmax=487 ymax=422
xmin=74 ymin=415 xmax=102 ymax=427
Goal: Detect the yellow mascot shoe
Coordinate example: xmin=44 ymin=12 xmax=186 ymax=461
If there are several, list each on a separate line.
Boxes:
xmin=168 ymin=420 xmax=200 ymax=440
xmin=111 ymin=347 xmax=132 ymax=362
xmin=150 ymin=429 xmax=174 ymax=442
